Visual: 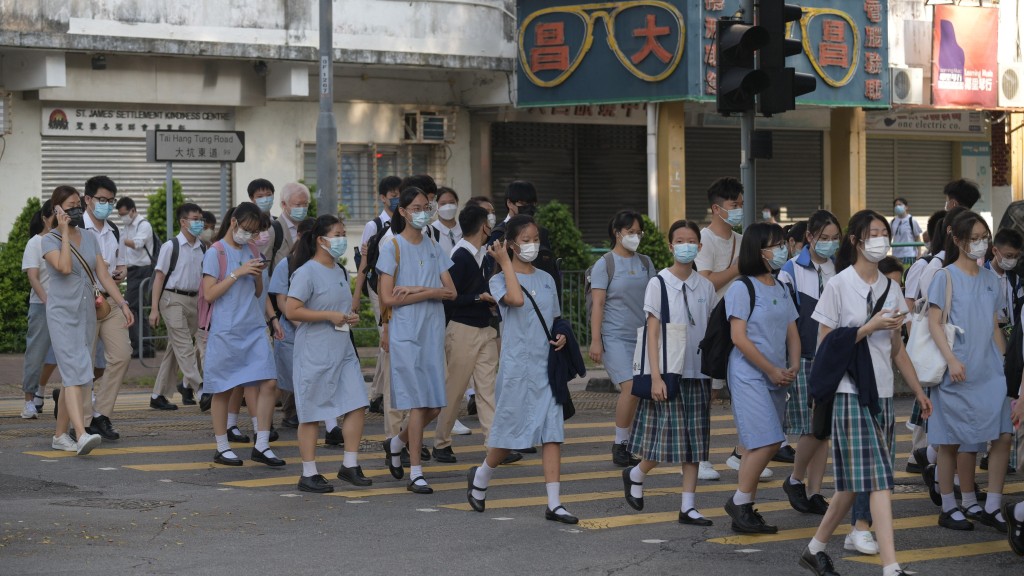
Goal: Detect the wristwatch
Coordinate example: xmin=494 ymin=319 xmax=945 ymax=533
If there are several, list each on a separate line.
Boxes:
xmin=229 ymin=272 xmax=238 ymax=280
xmin=474 ymin=295 xmax=482 ymax=303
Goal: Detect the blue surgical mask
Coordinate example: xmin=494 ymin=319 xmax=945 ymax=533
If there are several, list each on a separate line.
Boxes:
xmin=765 ymin=245 xmax=788 ymax=270
xmin=894 ymin=204 xmax=906 ymax=216
xmin=290 ymin=206 xmax=307 ymax=221
xmin=388 ymin=197 xmax=400 ymax=212
xmin=255 ymin=196 xmax=274 ymax=213
xmin=410 ymin=211 xmax=431 ymax=230
xmin=814 ymin=239 xmax=838 ymax=259
xmin=92 ymin=201 xmax=112 ymax=220
xmin=673 ymin=243 xmax=698 ymax=264
xmin=324 ymin=237 xmax=347 ymax=259
xmin=188 ymin=219 xmax=205 ymax=237
xmin=719 ymin=206 xmax=743 ymax=227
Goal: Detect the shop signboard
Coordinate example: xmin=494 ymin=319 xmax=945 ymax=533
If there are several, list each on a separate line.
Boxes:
xmin=931 ymin=5 xmax=998 ymax=108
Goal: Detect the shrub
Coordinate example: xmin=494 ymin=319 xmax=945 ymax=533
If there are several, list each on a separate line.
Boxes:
xmin=145 ymin=179 xmax=186 ymax=242
xmin=536 ymin=199 xmax=593 ymax=271
xmin=0 ymin=197 xmax=41 ymax=352
xmin=638 ymin=215 xmax=673 ymax=269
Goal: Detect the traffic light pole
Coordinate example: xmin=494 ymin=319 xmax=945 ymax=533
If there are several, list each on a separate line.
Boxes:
xmin=740 ymin=0 xmax=756 ymax=230
xmin=316 ymin=0 xmax=338 ymax=216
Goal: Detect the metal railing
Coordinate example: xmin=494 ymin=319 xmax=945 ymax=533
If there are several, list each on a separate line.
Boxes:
xmin=560 ymin=270 xmax=590 ymax=346
xmin=137 ymin=277 xmax=167 ymax=368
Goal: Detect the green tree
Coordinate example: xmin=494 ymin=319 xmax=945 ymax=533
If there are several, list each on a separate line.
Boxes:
xmin=0 ymin=197 xmax=41 ymax=352
xmin=145 ymin=179 xmax=186 ymax=242
xmin=536 ymin=199 xmax=593 ymax=271
xmin=637 ymin=215 xmax=673 ymax=269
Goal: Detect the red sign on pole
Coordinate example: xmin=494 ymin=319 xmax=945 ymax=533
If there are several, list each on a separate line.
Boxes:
xmin=931 ymin=5 xmax=998 ymax=108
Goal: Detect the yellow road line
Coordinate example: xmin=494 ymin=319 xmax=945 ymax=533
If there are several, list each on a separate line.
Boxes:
xmin=706 ymin=514 xmax=937 ymax=545
xmin=845 ymin=540 xmax=1012 ymax=565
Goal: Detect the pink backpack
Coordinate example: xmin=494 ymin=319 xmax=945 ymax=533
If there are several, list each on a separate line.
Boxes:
xmin=197 ymin=240 xmax=261 ymax=331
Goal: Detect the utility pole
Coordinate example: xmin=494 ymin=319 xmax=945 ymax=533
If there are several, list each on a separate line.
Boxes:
xmin=316 ymin=0 xmax=338 ymax=215
xmin=739 ymin=0 xmax=756 ymax=230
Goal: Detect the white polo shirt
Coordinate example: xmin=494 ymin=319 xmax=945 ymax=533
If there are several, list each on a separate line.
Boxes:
xmin=154 ymin=232 xmax=205 ymax=293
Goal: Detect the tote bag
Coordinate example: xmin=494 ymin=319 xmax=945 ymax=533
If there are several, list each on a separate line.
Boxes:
xmin=906 ymin=269 xmax=963 ymax=387
xmin=632 ymin=275 xmax=687 ymax=400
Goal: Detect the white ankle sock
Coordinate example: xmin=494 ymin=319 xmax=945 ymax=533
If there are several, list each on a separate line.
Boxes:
xmin=941 ymin=492 xmax=965 ymax=520
xmin=614 ymin=427 xmax=630 ymax=444
xmin=789 ymin=475 xmax=803 ymax=486
xmin=151 ymin=393 xmax=160 ymax=400
xmin=255 ymin=430 xmax=276 ymax=458
xmin=546 ymin=482 xmax=569 ymax=514
xmin=985 ymin=492 xmax=1003 ymax=515
xmin=343 ymin=451 xmax=358 ymax=468
xmin=1015 ymin=502 xmax=1024 ymax=522
xmin=301 ymin=461 xmax=318 ymax=477
xmin=390 ymin=436 xmax=406 ymax=468
xmin=961 ymin=491 xmax=979 ymax=511
xmin=628 ymin=466 xmax=645 ymax=499
xmin=807 ymin=538 xmax=827 ymax=555
xmin=472 ymin=462 xmax=494 ymax=500
xmin=215 ymin=434 xmax=231 ymax=454
xmin=682 ymin=492 xmax=703 ymax=518
xmin=227 ymin=412 xmax=238 ymax=428
xmin=926 ymin=445 xmax=938 ymax=464
xmin=882 ymin=563 xmax=902 ymax=576
xmin=251 ymin=417 xmax=259 ymax=433
xmin=733 ymin=490 xmax=753 ymax=506
xmin=410 ymin=465 xmax=427 ymax=484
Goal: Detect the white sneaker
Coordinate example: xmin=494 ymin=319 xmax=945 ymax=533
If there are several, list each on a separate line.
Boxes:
xmin=726 ymin=451 xmax=773 ymax=480
xmin=698 ymin=460 xmax=721 ymax=481
xmin=21 ymin=401 xmax=38 ymax=419
xmin=452 ymin=419 xmax=471 ymax=435
xmin=75 ymin=433 xmax=102 ymax=456
xmin=759 ymin=467 xmax=774 ymax=481
xmin=844 ymin=529 xmax=879 ymax=555
xmin=51 ymin=434 xmax=77 ymax=452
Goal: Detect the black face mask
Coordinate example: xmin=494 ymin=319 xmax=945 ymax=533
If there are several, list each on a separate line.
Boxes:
xmin=66 ymin=207 xmax=85 ymax=228
xmin=517 ymin=204 xmax=537 ymax=217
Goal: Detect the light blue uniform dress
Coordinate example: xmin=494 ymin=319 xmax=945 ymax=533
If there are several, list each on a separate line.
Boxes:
xmin=488 ymin=269 xmax=565 ymax=448
xmin=268 ymin=258 xmax=294 ymax=393
xmin=288 ymin=259 xmax=368 ymax=424
xmin=590 ymin=253 xmax=653 ymax=384
xmin=42 ymin=232 xmax=100 ymax=387
xmin=725 ymin=277 xmax=799 ymax=450
xmin=376 ymin=234 xmax=452 ymax=410
xmin=201 ymin=242 xmax=276 ymax=394
xmin=926 ymin=266 xmax=1014 ymax=445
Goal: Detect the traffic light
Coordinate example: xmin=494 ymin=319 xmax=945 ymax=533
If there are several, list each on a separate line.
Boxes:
xmin=716 ymin=19 xmax=770 ymax=114
xmin=757 ymin=0 xmax=816 ymax=115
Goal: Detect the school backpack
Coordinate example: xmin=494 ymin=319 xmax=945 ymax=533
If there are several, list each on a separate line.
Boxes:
xmin=698 ymin=277 xmax=755 ymax=380
xmin=584 ymin=252 xmax=655 ymax=325
xmin=197 ymin=240 xmax=260 ymax=331
xmin=268 ymin=219 xmax=285 ymax=276
xmin=362 ymin=218 xmax=392 ymax=297
xmin=152 ymin=237 xmax=207 ymax=291
xmin=139 ymin=218 xmax=162 ymax=265
xmin=1006 ymin=322 xmax=1023 ymax=400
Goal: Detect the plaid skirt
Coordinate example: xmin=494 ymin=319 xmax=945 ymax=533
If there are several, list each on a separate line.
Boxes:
xmin=832 ymin=393 xmax=895 ymax=493
xmin=784 ymin=358 xmax=813 ymax=436
xmin=908 ymin=387 xmax=930 ymax=427
xmin=629 ymin=379 xmax=711 ymax=464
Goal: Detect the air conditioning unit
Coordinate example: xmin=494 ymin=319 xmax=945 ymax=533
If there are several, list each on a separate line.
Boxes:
xmin=403 ymin=111 xmax=451 ymax=143
xmin=999 ymin=64 xmax=1024 ymax=107
xmin=890 ymin=67 xmax=924 ymax=105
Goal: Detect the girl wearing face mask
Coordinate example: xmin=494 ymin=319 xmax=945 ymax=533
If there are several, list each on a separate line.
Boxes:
xmin=622 ymin=220 xmax=716 ymax=525
xmin=467 ymin=215 xmax=577 ymax=524
xmin=376 ymin=187 xmax=457 ymax=494
xmin=800 ymin=210 xmax=930 ymax=576
xmin=589 ymin=210 xmax=658 ymax=468
xmin=431 ymin=187 xmax=463 ymax=256
xmin=926 ymin=211 xmax=1014 ymax=533
xmin=282 ymin=215 xmax=369 ymax=493
xmin=21 ymin=200 xmax=59 ymax=420
xmin=201 ymin=202 xmax=281 ymax=468
xmin=722 ymin=222 xmax=800 ymax=535
xmin=776 ymin=211 xmax=841 ymax=520
xmin=44 ymin=186 xmax=134 ymax=455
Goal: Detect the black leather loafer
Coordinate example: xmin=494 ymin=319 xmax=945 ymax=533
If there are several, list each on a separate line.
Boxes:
xmin=251 ymin=447 xmax=286 ymax=467
xmin=214 ymin=450 xmax=243 ymax=466
xmin=298 ymin=474 xmax=334 ymax=493
xmin=622 ymin=467 xmax=644 ymax=511
xmin=799 ymin=547 xmax=839 ymax=576
xmin=1003 ymin=501 xmax=1024 ymax=556
xmin=383 ymin=438 xmax=405 ymax=479
xmin=466 ymin=466 xmax=487 ymax=512
xmin=432 ymin=446 xmax=456 ymax=463
xmin=545 ymin=506 xmax=579 ymax=524
xmin=938 ymin=509 xmax=974 ymax=531
xmin=337 ymin=465 xmax=372 ymax=487
xmin=501 ymin=451 xmax=524 ymax=465
xmin=325 ymin=427 xmax=344 ymax=446
xmin=227 ymin=426 xmax=250 ymax=443
xmin=783 ymin=477 xmax=812 ymax=513
xmin=407 ymin=476 xmax=433 ymax=494
xmin=678 ymin=509 xmax=713 ymax=526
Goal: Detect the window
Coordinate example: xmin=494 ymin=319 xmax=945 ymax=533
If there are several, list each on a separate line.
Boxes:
xmin=302 ymin=143 xmax=446 ymax=222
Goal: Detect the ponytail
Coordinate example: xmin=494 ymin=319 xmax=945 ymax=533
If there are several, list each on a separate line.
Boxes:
xmin=290 ymin=216 xmax=335 ymax=277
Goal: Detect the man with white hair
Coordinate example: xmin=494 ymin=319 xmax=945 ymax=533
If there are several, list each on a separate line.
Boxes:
xmin=264 ymin=182 xmax=311 ymax=270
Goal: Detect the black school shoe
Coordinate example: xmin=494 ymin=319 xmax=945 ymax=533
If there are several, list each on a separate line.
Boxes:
xmin=938 ymin=509 xmax=974 ymax=531
xmin=772 ymin=445 xmax=796 ymax=463
xmin=325 ymin=427 xmax=344 ymax=446
xmin=281 ymin=416 xmax=299 ymax=429
xmin=622 ymin=467 xmax=644 ymax=511
xmin=337 ymin=465 xmax=372 ymax=487
xmin=214 ymin=450 xmax=243 ymax=466
xmin=611 ymin=442 xmax=640 ymax=467
xmin=976 ymin=508 xmax=1008 ymax=533
xmin=545 ymin=506 xmax=579 ymax=524
xmin=368 ymin=395 xmax=383 ymax=414
xmin=799 ymin=548 xmax=839 ymax=576
xmin=298 ymin=474 xmax=334 ymax=494
xmin=432 ymin=446 xmax=456 ymax=463
xmin=227 ymin=426 xmax=250 ymax=443
xmin=150 ymin=395 xmax=178 ymax=411
xmin=923 ymin=465 xmax=942 ymax=506
xmin=783 ymin=477 xmax=813 ymax=513
xmin=177 ymin=383 xmax=196 ymax=405
xmin=678 ymin=509 xmax=713 ymax=526
xmin=1003 ymin=501 xmax=1024 ymax=556
xmin=199 ymin=393 xmax=212 ymax=412
xmin=724 ymin=497 xmax=778 ymax=534
xmin=251 ymin=447 xmax=286 ymax=467
xmin=501 ymin=451 xmax=524 ymax=465
xmin=90 ymin=415 xmax=120 ymax=440
xmin=807 ymin=494 xmax=829 ymax=515
xmin=383 ymin=438 xmax=405 ymax=479
xmin=467 ymin=395 xmax=477 ymax=415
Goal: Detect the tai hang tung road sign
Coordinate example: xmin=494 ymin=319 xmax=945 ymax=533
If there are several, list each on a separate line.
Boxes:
xmin=148 ymin=130 xmax=245 ymax=163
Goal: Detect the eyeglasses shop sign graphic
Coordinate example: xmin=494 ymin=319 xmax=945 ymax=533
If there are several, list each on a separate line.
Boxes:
xmin=516 ymin=0 xmax=888 ymax=108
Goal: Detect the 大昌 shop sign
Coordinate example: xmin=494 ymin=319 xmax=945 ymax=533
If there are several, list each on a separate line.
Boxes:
xmin=42 ymin=105 xmax=234 ymax=137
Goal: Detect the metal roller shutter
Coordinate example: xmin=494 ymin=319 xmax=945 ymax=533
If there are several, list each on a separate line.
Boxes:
xmin=575 ymin=124 xmax=647 ymax=245
xmin=865 ymin=139 xmax=952 ymax=219
xmin=41 ymin=137 xmax=229 ymax=223
xmin=685 ymin=128 xmax=824 ymax=224
xmin=866 ymin=139 xmax=896 ymax=212
xmin=491 ymin=122 xmax=576 ymax=223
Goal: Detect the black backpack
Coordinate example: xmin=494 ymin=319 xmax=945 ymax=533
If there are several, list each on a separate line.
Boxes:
xmin=363 ymin=219 xmax=393 ymax=296
xmin=698 ymin=277 xmax=755 ymax=380
xmin=139 ymin=219 xmax=162 ymax=265
xmin=1006 ymin=321 xmax=1023 ymax=400
xmin=267 ymin=219 xmax=285 ymax=277
xmin=154 ymin=237 xmax=206 ymax=291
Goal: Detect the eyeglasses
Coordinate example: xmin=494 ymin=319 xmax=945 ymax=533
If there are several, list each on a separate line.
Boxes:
xmin=93 ymin=197 xmax=116 ymax=205
xmin=518 ymin=1 xmax=685 ymax=87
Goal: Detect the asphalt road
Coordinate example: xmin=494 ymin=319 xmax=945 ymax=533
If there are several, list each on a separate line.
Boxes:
xmin=1 ymin=393 xmax=1022 ymax=576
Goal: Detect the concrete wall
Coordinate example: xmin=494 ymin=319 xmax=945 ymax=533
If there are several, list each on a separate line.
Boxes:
xmin=0 ymin=95 xmax=42 ymax=240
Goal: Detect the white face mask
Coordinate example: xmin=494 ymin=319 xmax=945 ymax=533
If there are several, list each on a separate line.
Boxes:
xmin=233 ymin=229 xmax=253 ymax=245
xmin=861 ymin=237 xmax=889 ymax=263
xmin=621 ymin=233 xmax=641 ymax=252
xmin=966 ymin=239 xmax=989 ymax=260
xmin=999 ymin=256 xmax=1018 ymax=271
xmin=199 ymin=229 xmax=214 ymax=243
xmin=487 ymin=213 xmax=497 ymax=228
xmin=437 ymin=204 xmax=458 ymax=221
xmin=517 ymin=242 xmax=539 ymax=263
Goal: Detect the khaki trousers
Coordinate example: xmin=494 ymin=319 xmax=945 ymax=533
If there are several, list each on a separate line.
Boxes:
xmin=369 ymin=285 xmax=408 ymax=437
xmin=435 ymin=321 xmax=498 ymax=449
xmin=84 ymin=299 xmax=132 ymax=424
xmin=153 ymin=291 xmax=202 ymax=397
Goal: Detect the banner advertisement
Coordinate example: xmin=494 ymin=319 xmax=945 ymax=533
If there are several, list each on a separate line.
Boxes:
xmin=931 ymin=5 xmax=998 ymax=108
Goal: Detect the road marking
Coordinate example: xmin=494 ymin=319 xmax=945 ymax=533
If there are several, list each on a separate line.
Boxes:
xmin=706 ymin=514 xmax=937 ymax=545
xmin=642 ymin=539 xmax=667 ymax=544
xmin=98 ymin=467 xmax=117 ymax=471
xmin=844 ymin=540 xmax=1011 ymax=565
xmin=734 ymin=549 xmax=761 ymax=553
xmin=417 ymin=508 xmax=439 ymax=512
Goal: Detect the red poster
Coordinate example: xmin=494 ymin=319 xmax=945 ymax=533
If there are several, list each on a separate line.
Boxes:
xmin=931 ymin=5 xmax=998 ymax=107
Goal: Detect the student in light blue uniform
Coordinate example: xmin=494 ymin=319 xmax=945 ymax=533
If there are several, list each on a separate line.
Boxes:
xmin=285 ymin=214 xmax=370 ymax=494
xmin=777 ymin=210 xmax=841 ymax=517
xmin=723 ymin=222 xmax=800 ymax=535
xmin=201 ymin=202 xmax=281 ymax=468
xmin=928 ymin=210 xmax=1014 ymax=533
xmin=466 ymin=215 xmax=579 ymax=524
xmin=376 ymin=186 xmax=456 ymax=494
xmin=588 ymin=209 xmax=656 ymax=467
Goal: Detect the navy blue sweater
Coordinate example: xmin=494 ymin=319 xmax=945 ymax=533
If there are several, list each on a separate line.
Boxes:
xmin=445 ymin=246 xmax=493 ymax=328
